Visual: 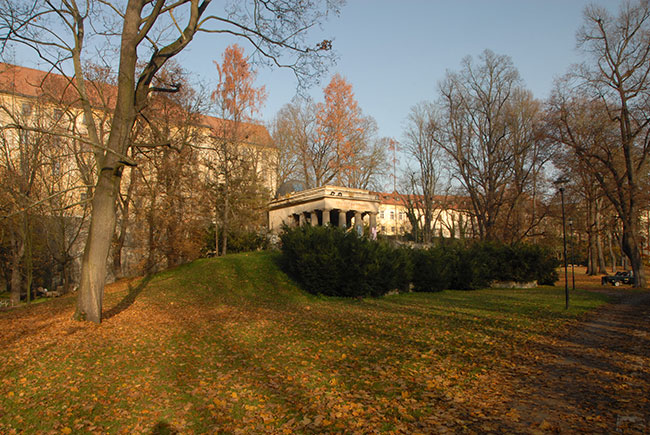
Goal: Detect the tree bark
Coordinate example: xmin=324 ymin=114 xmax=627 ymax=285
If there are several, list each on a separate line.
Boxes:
xmin=74 ymin=170 xmax=120 ymax=323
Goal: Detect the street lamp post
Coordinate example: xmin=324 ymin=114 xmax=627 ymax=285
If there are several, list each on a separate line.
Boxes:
xmin=568 ymin=218 xmax=575 ymax=291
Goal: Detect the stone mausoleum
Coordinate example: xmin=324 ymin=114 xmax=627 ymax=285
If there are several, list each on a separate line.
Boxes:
xmin=268 ymin=185 xmax=380 ymax=234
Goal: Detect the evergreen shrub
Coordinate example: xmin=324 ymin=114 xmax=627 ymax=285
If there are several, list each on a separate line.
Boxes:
xmin=412 ymin=240 xmax=559 ymax=291
xmin=279 ymin=225 xmax=411 ymax=297
xmin=281 ymin=226 xmax=559 ymax=296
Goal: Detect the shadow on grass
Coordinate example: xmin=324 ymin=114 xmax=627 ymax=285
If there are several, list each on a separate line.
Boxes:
xmin=151 ymin=420 xmax=178 ymax=434
xmin=104 ymin=275 xmax=153 ymax=320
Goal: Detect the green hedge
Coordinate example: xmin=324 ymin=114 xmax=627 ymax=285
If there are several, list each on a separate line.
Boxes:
xmin=279 ymin=225 xmax=410 ymax=297
xmin=280 ymin=226 xmax=559 ymax=297
xmin=411 ymin=241 xmax=559 ymax=292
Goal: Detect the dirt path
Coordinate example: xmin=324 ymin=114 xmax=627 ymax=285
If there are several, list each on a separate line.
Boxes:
xmin=492 ymin=289 xmax=650 ymax=433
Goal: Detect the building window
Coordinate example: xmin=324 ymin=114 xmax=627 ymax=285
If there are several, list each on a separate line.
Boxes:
xmin=391 ymin=226 xmax=395 ymax=232
xmin=390 ymin=211 xmax=395 ymax=220
xmin=379 ymin=211 xmax=384 ymax=219
xmin=380 ymin=225 xmax=385 ymax=232
xmin=21 ymin=102 xmax=32 ymax=116
xmin=399 ymin=211 xmax=404 ymax=221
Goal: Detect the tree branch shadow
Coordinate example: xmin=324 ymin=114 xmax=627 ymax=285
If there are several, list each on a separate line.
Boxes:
xmin=104 ymin=275 xmax=153 ymax=320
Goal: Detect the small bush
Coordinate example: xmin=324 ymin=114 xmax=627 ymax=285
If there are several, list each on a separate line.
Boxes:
xmin=204 ymin=226 xmax=269 ymax=255
xmin=279 ymin=225 xmax=411 ymax=297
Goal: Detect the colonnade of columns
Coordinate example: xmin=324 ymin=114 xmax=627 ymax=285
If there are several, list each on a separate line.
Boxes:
xmin=287 ymin=208 xmax=378 ymax=235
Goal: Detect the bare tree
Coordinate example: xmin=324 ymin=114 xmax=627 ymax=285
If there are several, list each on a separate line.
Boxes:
xmin=402 ymin=102 xmax=443 ymax=243
xmin=0 ymin=123 xmax=42 ymax=305
xmin=273 ymin=98 xmax=333 ymax=188
xmin=0 ymin=0 xmax=341 ymax=322
xmin=434 ymin=49 xmax=550 ymax=242
xmin=548 ymin=0 xmax=650 ymax=287
xmin=129 ymin=67 xmax=209 ymax=274
xmin=269 ymin=107 xmax=302 ymax=189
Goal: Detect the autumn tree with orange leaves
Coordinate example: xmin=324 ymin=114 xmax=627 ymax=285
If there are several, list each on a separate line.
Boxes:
xmin=208 ymin=44 xmax=268 ymax=256
xmin=272 ymin=74 xmax=387 ymax=190
xmin=318 ymin=74 xmax=364 ymax=185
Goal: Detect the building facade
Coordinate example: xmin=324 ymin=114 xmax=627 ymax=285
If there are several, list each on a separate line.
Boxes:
xmin=269 ymin=185 xmax=473 ymax=240
xmin=0 ymin=62 xmax=278 ymax=291
xmin=269 ymin=185 xmax=380 ymax=234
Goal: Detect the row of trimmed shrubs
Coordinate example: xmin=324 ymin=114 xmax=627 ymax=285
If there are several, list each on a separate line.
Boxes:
xmin=279 ymin=225 xmax=559 ymax=297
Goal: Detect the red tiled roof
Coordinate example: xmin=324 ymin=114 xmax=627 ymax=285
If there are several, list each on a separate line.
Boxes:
xmin=0 ymin=63 xmax=273 ymax=147
xmin=0 ymin=62 xmax=117 ymax=109
xmin=372 ymin=191 xmax=471 ymax=210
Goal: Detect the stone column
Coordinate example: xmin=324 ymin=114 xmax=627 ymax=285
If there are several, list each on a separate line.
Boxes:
xmin=338 ymin=209 xmax=347 ymax=228
xmin=369 ymin=212 xmax=378 ymax=240
xmin=369 ymin=212 xmax=377 ymax=228
xmin=299 ymin=213 xmax=306 ymax=226
xmin=322 ymin=209 xmax=330 ymax=226
xmin=310 ymin=211 xmax=318 ymax=226
xmin=354 ymin=211 xmax=363 ymax=236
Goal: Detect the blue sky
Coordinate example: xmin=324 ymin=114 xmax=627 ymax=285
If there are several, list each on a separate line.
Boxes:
xmin=176 ymin=0 xmax=614 ymax=143
xmin=10 ymin=1 xmax=614 ymax=146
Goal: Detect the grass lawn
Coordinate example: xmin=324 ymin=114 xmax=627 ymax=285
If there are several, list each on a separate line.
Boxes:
xmin=0 ymin=251 xmax=611 ymax=434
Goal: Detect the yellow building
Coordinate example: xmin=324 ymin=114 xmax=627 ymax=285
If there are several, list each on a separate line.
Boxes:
xmin=0 ymin=62 xmax=278 ymax=285
xmin=374 ymin=191 xmax=473 ymax=239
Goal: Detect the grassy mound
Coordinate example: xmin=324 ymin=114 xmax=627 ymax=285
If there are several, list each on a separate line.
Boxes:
xmin=0 ymin=251 xmax=610 ymax=433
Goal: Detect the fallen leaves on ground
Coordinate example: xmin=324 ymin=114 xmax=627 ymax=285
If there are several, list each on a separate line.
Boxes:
xmin=0 ymin=252 xmax=647 ymax=433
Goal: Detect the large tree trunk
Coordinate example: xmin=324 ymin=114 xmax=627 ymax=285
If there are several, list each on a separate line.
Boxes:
xmin=74 ymin=171 xmax=120 ymax=323
xmin=73 ymin=0 xmax=144 ymax=323
xmin=621 ymin=220 xmax=646 ymax=287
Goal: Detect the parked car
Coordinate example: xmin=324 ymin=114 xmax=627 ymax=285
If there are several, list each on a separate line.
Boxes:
xmin=601 ymin=271 xmax=634 ymax=286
